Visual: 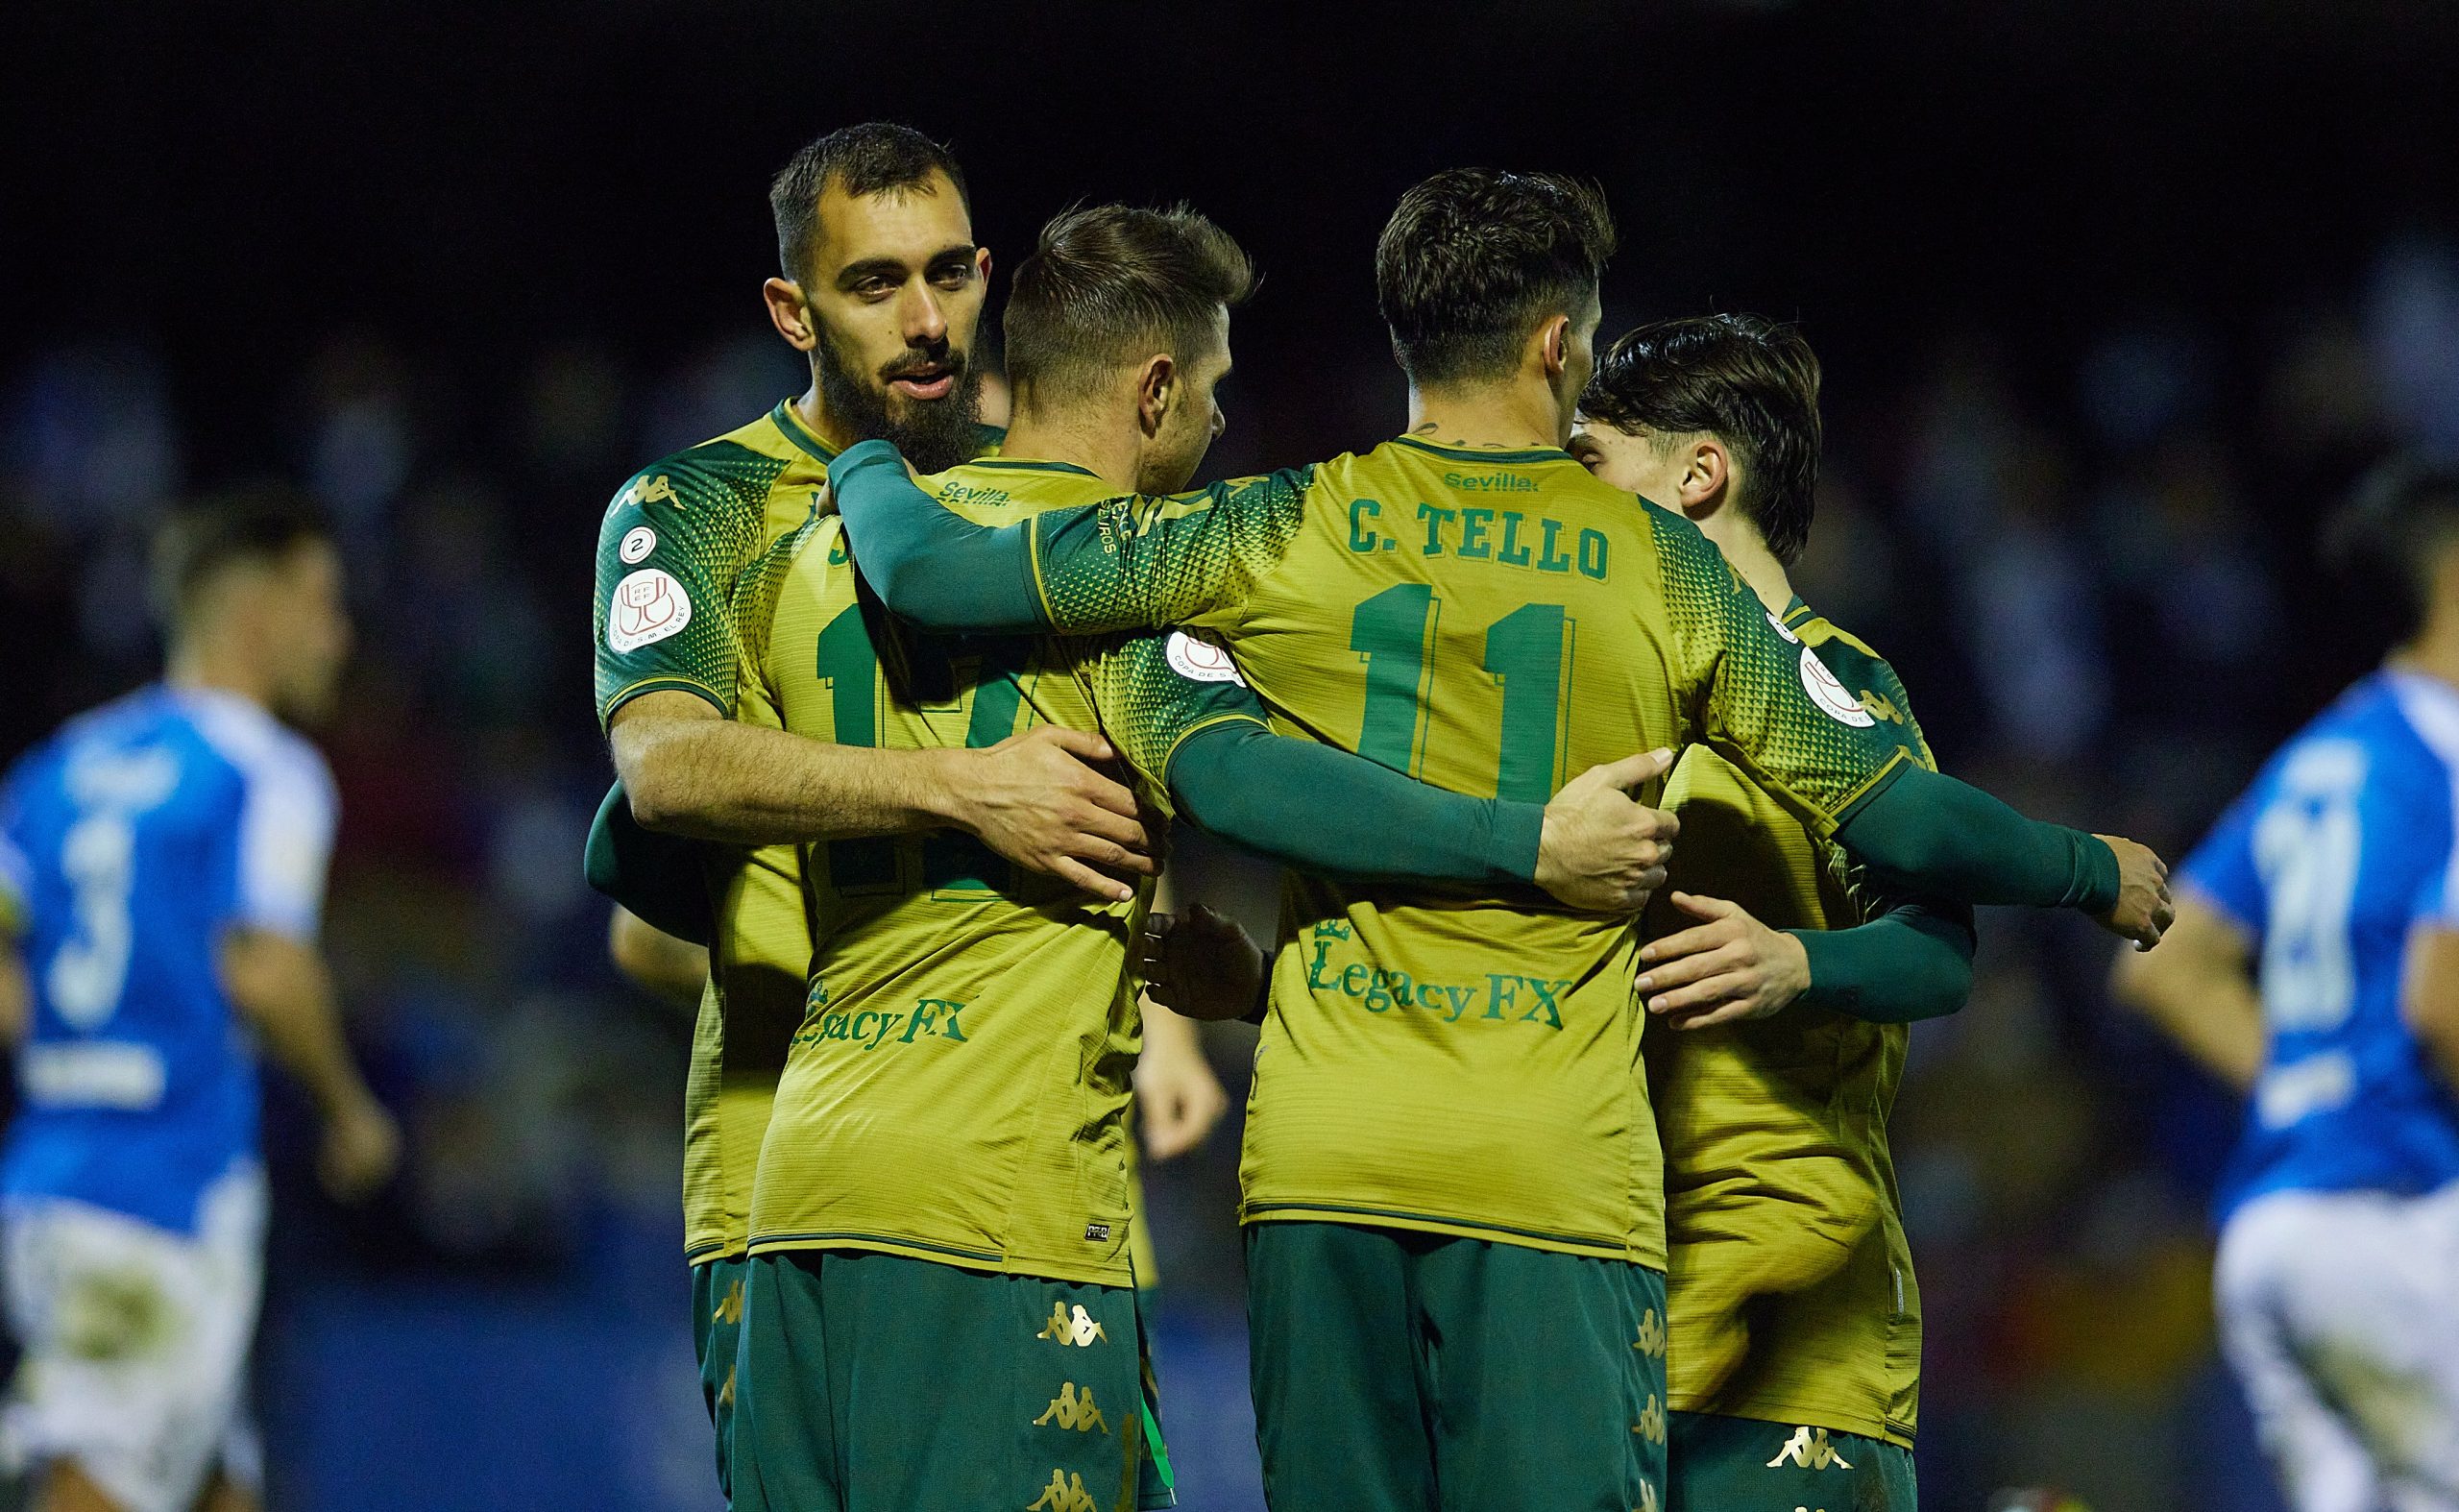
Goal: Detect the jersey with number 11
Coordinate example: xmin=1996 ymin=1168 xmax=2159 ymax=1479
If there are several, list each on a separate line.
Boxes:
xmin=1022 ymin=434 xmax=1915 ymax=1266
xmin=2181 ymin=669 xmax=2459 ymax=1222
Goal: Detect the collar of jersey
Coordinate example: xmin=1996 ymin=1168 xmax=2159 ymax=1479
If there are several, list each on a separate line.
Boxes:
xmin=1392 ymin=434 xmax=1576 ymax=466
xmin=1781 ymin=595 xmax=1815 ymax=629
xmin=958 ymin=456 xmax=1101 ymax=478
xmin=769 ymin=400 xmax=840 ymax=464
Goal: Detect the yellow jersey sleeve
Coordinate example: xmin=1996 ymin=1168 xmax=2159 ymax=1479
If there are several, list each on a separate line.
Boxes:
xmin=1028 ymin=468 xmax=1315 ymax=633
xmin=1649 ymin=505 xmax=1914 ymax=837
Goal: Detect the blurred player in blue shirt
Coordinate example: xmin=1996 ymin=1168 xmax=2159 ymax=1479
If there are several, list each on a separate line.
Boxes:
xmin=2118 ymin=463 xmax=2459 ymax=1512
xmin=0 ymin=488 xmax=398 ymax=1512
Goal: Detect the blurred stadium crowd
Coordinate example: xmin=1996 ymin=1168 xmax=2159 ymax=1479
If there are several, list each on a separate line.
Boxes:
xmin=6 ymin=222 xmax=2459 ymax=1509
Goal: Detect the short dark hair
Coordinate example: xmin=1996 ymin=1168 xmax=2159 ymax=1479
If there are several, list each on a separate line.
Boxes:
xmin=1580 ymin=314 xmax=1824 ymax=566
xmin=2325 ymin=459 xmax=2459 ymax=644
xmin=1374 ymin=169 xmax=1616 ymax=388
xmin=150 ymin=485 xmax=333 ymax=628
xmin=1003 ymin=203 xmax=1255 ymax=403
xmin=768 ymin=122 xmax=971 ymax=286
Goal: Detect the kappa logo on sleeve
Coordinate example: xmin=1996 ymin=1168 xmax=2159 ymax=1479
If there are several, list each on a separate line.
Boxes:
xmin=608 ymin=568 xmax=692 ymax=653
xmin=1164 ymin=630 xmax=1248 ymax=687
xmin=1798 ymin=647 xmax=1877 ymax=727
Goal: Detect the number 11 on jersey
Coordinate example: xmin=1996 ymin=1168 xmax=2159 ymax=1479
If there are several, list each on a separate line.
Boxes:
xmin=1349 ymin=584 xmax=1570 ymax=803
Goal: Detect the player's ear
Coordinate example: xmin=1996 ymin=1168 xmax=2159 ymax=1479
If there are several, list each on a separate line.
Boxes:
xmin=1684 ymin=437 xmax=1731 ymax=512
xmin=1137 ymin=354 xmax=1177 ymax=438
xmin=1536 ymin=315 xmax=1572 ymax=379
xmin=764 ymin=278 xmax=818 ymax=353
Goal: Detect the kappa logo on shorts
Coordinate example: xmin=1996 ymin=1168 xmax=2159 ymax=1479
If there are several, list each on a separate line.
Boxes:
xmin=1631 ymin=1486 xmax=1660 ymax=1512
xmin=1633 ymin=1394 xmax=1668 ymax=1447
xmin=1765 ymin=1426 xmax=1853 ymax=1470
xmin=714 ymin=1278 xmax=743 ymax=1326
xmin=1036 ymin=1302 xmax=1108 ymax=1347
xmin=1026 ymin=1470 xmax=1099 ymax=1512
xmin=1633 ymin=1306 xmax=1668 ymax=1359
xmin=1033 ymin=1381 xmax=1110 ymax=1434
xmin=608 ymin=568 xmax=691 ymax=653
xmin=718 ymin=1363 xmax=736 ymax=1411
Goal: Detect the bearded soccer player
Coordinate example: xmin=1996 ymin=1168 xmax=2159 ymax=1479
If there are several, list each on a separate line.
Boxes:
xmin=827 ymin=169 xmax=2172 ymax=1511
xmin=588 ymin=123 xmax=1162 ymax=1503
xmin=1570 ymin=314 xmax=1978 ymax=1509
xmin=724 ymin=202 xmax=1671 ymax=1512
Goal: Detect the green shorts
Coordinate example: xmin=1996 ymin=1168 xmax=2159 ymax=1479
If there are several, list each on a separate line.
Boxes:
xmin=1245 ymin=1222 xmax=1668 ymax=1512
xmin=731 ymin=1249 xmax=1173 ymax=1512
xmin=691 ymin=1256 xmax=750 ymax=1503
xmin=1668 ymin=1409 xmax=1915 ymax=1512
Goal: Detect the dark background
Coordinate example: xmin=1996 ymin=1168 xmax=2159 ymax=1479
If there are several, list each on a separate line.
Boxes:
xmin=6 ymin=4 xmax=2458 ymax=1506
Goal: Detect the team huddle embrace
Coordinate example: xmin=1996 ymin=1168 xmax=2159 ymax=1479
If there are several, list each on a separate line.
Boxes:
xmin=586 ymin=122 xmax=2173 ymax=1512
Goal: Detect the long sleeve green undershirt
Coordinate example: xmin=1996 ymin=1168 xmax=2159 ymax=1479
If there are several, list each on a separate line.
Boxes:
xmin=1835 ymin=765 xmax=2119 ymax=914
xmin=583 ymin=722 xmax=1546 ymax=941
xmin=1168 ymin=721 xmax=1543 ymax=886
xmin=1787 ymin=897 xmax=1978 ymax=1025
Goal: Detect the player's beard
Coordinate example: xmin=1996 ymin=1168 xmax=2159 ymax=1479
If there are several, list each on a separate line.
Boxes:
xmin=814 ymin=330 xmax=985 ymax=475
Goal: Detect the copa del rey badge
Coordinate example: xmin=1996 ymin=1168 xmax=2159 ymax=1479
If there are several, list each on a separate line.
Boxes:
xmin=1799 ymin=646 xmax=1876 ymax=726
xmin=608 ymin=568 xmax=691 ymax=653
xmin=1164 ymin=630 xmax=1247 ymax=687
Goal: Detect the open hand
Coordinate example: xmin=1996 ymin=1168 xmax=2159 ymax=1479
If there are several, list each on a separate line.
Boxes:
xmin=958 ymin=726 xmax=1157 ymax=903
xmin=1141 ymin=903 xmax=1266 ymax=1023
xmin=1637 ymin=891 xmax=1812 ymax=1030
xmin=1537 ymin=748 xmax=1680 ymax=913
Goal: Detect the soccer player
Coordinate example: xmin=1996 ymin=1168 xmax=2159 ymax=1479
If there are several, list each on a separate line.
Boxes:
xmin=828 ymin=168 xmax=2172 ymax=1511
xmin=1570 ymin=313 xmax=1973 ymax=1509
xmin=0 ymin=489 xmax=399 ymax=1512
xmin=724 ymin=201 xmax=1672 ymax=1512
xmin=589 ymin=123 xmax=1173 ymax=1501
xmin=2113 ymin=464 xmax=2459 ymax=1512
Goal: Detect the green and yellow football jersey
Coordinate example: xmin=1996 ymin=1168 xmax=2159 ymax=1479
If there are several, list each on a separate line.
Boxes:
xmin=593 ymin=400 xmax=836 ymax=1266
xmin=740 ymin=459 xmax=1268 ymax=1287
xmin=1643 ymin=600 xmax=1933 ymax=1447
xmin=1011 ymin=435 xmax=1918 ymax=1267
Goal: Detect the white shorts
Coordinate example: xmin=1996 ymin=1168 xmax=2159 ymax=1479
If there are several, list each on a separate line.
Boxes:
xmin=2216 ymin=1183 xmax=2459 ymax=1512
xmin=0 ymin=1165 xmax=267 ymax=1512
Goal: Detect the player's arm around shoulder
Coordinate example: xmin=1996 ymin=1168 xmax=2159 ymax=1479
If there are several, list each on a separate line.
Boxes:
xmin=603 ymin=511 xmax=1160 ymax=901
xmin=829 ymin=439 xmax=1311 ymax=635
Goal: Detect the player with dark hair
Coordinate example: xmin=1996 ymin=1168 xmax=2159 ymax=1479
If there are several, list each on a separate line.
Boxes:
xmin=828 ymin=167 xmax=2171 ymax=1510
xmin=725 ymin=200 xmax=1672 ymax=1512
xmin=2115 ymin=463 xmax=2459 ymax=1512
xmin=1571 ymin=312 xmax=1969 ymax=1508
xmin=589 ymin=121 xmax=1168 ymax=1505
xmin=0 ymin=488 xmax=398 ymax=1512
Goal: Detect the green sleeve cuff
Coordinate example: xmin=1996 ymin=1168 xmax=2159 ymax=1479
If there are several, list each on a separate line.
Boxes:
xmin=1789 ymin=899 xmax=1977 ymax=1024
xmin=1167 ymin=723 xmax=1535 ymax=886
xmin=829 ymin=440 xmax=1045 ymax=630
xmin=1836 ymin=764 xmax=2118 ymax=914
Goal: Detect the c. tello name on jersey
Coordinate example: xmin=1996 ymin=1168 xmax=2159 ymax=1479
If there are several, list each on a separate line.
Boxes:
xmin=1347 ymin=497 xmax=1610 ymax=581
